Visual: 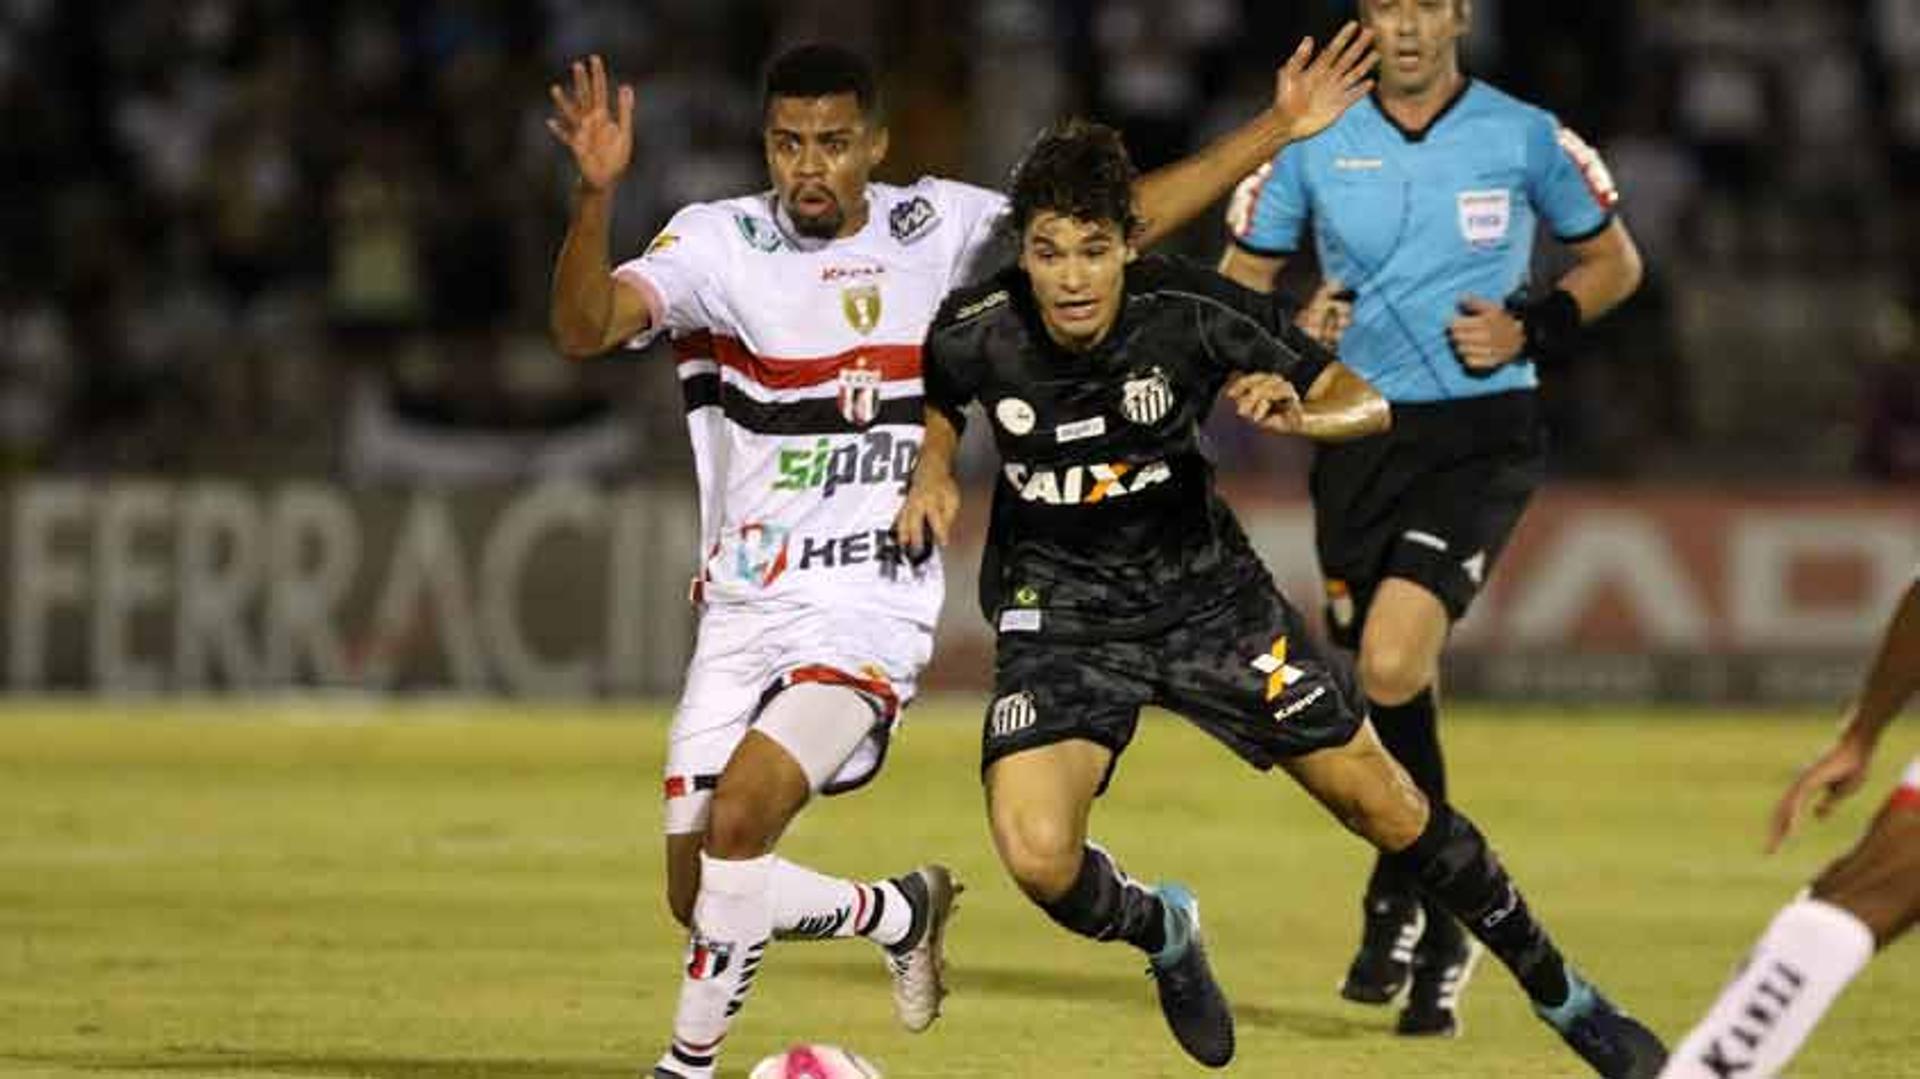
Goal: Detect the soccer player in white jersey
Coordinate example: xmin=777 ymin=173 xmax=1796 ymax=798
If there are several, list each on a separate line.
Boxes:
xmin=545 ymin=32 xmax=1378 ymax=1079
xmin=1660 ymin=576 xmax=1920 ymax=1079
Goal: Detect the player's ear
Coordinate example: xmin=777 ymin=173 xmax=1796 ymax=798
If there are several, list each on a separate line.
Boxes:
xmin=1455 ymin=0 xmax=1473 ymax=33
xmin=868 ymin=124 xmax=890 ymax=170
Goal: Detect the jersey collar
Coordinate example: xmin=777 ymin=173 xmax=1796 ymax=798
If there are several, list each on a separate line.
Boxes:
xmin=1370 ymin=76 xmax=1475 ymax=144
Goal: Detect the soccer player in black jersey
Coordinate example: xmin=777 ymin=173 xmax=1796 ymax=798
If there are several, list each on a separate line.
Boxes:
xmin=894 ymin=121 xmax=1667 ymax=1077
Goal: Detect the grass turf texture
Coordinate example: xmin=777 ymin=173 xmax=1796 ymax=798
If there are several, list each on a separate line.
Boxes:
xmin=1 ymin=700 xmax=1915 ymax=1078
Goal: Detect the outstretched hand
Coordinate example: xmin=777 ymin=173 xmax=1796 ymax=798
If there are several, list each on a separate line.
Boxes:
xmin=547 ymin=54 xmax=635 ymax=192
xmin=1767 ymin=730 xmax=1875 ymax=853
xmin=1272 ymin=22 xmax=1378 ymax=143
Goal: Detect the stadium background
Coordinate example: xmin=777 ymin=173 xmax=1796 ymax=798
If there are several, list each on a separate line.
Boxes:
xmin=5 ymin=4 xmax=1920 ymax=1078
xmin=3 ymin=0 xmax=1918 ymax=700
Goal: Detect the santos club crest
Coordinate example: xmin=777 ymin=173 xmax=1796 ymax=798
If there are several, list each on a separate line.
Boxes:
xmin=838 ymin=357 xmax=883 ymax=427
xmin=1120 ymin=367 xmax=1175 ymax=425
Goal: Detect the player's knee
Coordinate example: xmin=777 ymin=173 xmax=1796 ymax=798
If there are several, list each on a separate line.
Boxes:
xmin=992 ymin=809 xmax=1082 ymax=901
xmin=704 ymin=786 xmax=780 ymax=859
xmin=1356 ymin=642 xmax=1432 ymax=706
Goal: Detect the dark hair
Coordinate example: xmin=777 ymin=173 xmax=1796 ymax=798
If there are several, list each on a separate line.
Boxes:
xmin=762 ymin=44 xmax=880 ymax=120
xmin=1005 ymin=119 xmax=1140 ymax=240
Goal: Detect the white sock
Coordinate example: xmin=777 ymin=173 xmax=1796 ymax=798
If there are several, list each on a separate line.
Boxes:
xmin=771 ymin=857 xmax=913 ymax=947
xmin=658 ymin=852 xmax=774 ymax=1079
xmin=1660 ymin=898 xmax=1876 ymax=1079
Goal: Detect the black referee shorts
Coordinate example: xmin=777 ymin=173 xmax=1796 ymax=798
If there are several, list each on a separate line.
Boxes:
xmin=978 ymin=583 xmax=1364 ymax=792
xmin=1309 ymin=389 xmax=1545 ymax=649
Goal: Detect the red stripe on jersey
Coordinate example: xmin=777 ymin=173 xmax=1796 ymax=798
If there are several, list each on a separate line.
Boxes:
xmin=672 ymin=332 xmax=921 ymax=388
xmin=787 ymin=663 xmax=901 ymax=718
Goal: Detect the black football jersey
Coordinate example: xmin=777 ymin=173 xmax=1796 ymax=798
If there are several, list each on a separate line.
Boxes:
xmin=924 ymin=254 xmax=1333 ymax=641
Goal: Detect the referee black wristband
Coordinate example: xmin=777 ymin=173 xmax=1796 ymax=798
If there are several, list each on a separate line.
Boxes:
xmin=1516 ymin=288 xmax=1582 ymax=364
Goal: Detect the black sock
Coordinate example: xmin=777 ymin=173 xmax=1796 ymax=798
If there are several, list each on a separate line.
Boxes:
xmin=1385 ymin=803 xmax=1570 ymax=1008
xmin=1037 ymin=845 xmax=1166 ymax=955
xmin=1366 ymin=688 xmax=1446 ymax=903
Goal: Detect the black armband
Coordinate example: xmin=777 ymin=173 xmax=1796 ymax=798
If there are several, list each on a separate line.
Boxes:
xmin=1515 ymin=288 xmax=1582 ymax=364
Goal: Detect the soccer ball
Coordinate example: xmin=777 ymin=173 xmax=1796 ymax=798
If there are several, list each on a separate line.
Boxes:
xmin=748 ymin=1044 xmax=883 ymax=1079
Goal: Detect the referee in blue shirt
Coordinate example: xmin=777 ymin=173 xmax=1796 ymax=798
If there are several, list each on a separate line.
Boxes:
xmin=1220 ymin=0 xmax=1643 ymax=1040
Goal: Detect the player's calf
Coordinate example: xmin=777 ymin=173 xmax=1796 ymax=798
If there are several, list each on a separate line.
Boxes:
xmin=1808 ymin=791 xmax=1920 ymax=947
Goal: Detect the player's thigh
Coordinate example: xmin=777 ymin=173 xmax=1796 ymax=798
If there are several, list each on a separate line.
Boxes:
xmin=765 ymin=609 xmax=935 ymax=798
xmin=1811 ymin=782 xmax=1920 ymax=946
xmin=1356 ymin=577 xmax=1451 ymax=702
xmin=1280 ymin=719 xmax=1429 ymax=851
xmin=984 ymin=738 xmax=1115 ymax=875
xmin=1155 ymin=584 xmax=1364 ymax=770
xmin=979 ymin=635 xmax=1150 ymax=794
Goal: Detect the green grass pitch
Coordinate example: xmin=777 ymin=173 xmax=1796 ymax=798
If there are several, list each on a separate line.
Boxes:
xmin=1 ymin=700 xmax=1915 ymax=1078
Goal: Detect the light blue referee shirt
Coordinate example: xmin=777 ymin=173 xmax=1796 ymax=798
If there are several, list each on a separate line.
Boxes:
xmin=1228 ymin=80 xmax=1618 ymax=403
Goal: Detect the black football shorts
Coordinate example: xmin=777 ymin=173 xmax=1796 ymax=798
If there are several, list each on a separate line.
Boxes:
xmin=978 ymin=582 xmax=1364 ymax=792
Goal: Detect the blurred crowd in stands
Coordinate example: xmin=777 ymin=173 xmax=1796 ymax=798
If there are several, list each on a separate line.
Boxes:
xmin=2 ymin=0 xmax=1918 ymax=484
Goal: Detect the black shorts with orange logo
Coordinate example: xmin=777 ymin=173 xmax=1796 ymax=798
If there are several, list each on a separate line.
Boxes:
xmin=979 ymin=582 xmax=1363 ymax=793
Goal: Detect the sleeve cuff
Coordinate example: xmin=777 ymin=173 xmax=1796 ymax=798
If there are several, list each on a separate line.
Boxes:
xmin=1229 ymin=233 xmax=1297 ymax=258
xmin=611 ymin=265 xmax=670 ymax=347
xmin=1554 ymin=212 xmax=1615 ymax=245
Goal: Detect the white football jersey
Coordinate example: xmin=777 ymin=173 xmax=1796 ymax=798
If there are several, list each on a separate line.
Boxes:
xmin=615 ymin=177 xmax=1008 ymax=627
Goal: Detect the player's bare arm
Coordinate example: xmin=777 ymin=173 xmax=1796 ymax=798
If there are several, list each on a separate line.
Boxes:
xmin=546 ymin=54 xmax=652 ymax=358
xmin=1768 ymin=578 xmax=1920 ymax=852
xmin=1134 ymin=23 xmax=1376 ymax=248
xmin=1450 ymin=218 xmax=1644 ymax=372
xmin=894 ymin=409 xmax=962 ymax=553
xmin=1231 ymin=363 xmax=1388 ymax=442
xmin=1216 ymin=247 xmax=1284 ymax=293
xmin=1216 ymin=254 xmax=1353 ymax=349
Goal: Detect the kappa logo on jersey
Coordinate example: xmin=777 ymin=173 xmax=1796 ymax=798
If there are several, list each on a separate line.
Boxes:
xmin=723 ymin=522 xmax=791 ymax=587
xmin=1120 ymin=367 xmax=1175 ymax=425
xmin=1002 ymin=459 xmax=1172 ymax=505
xmin=685 ymin=933 xmax=734 ymax=980
xmin=841 ymin=285 xmax=882 ymax=336
xmin=1457 ymin=189 xmax=1512 ymax=248
xmin=987 ymin=692 xmax=1037 ymax=738
xmin=773 ymin=430 xmax=919 ymax=497
xmin=889 ymin=196 xmax=939 ymax=244
xmin=734 ymin=212 xmax=784 ymax=252
xmin=1556 ymin=126 xmax=1620 ymax=210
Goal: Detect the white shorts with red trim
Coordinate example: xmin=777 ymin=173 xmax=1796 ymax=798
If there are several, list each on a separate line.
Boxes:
xmin=661 ymin=601 xmax=933 ymax=834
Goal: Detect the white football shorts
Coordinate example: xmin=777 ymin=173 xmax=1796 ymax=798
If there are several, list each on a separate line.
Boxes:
xmin=660 ymin=602 xmax=933 ymax=835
